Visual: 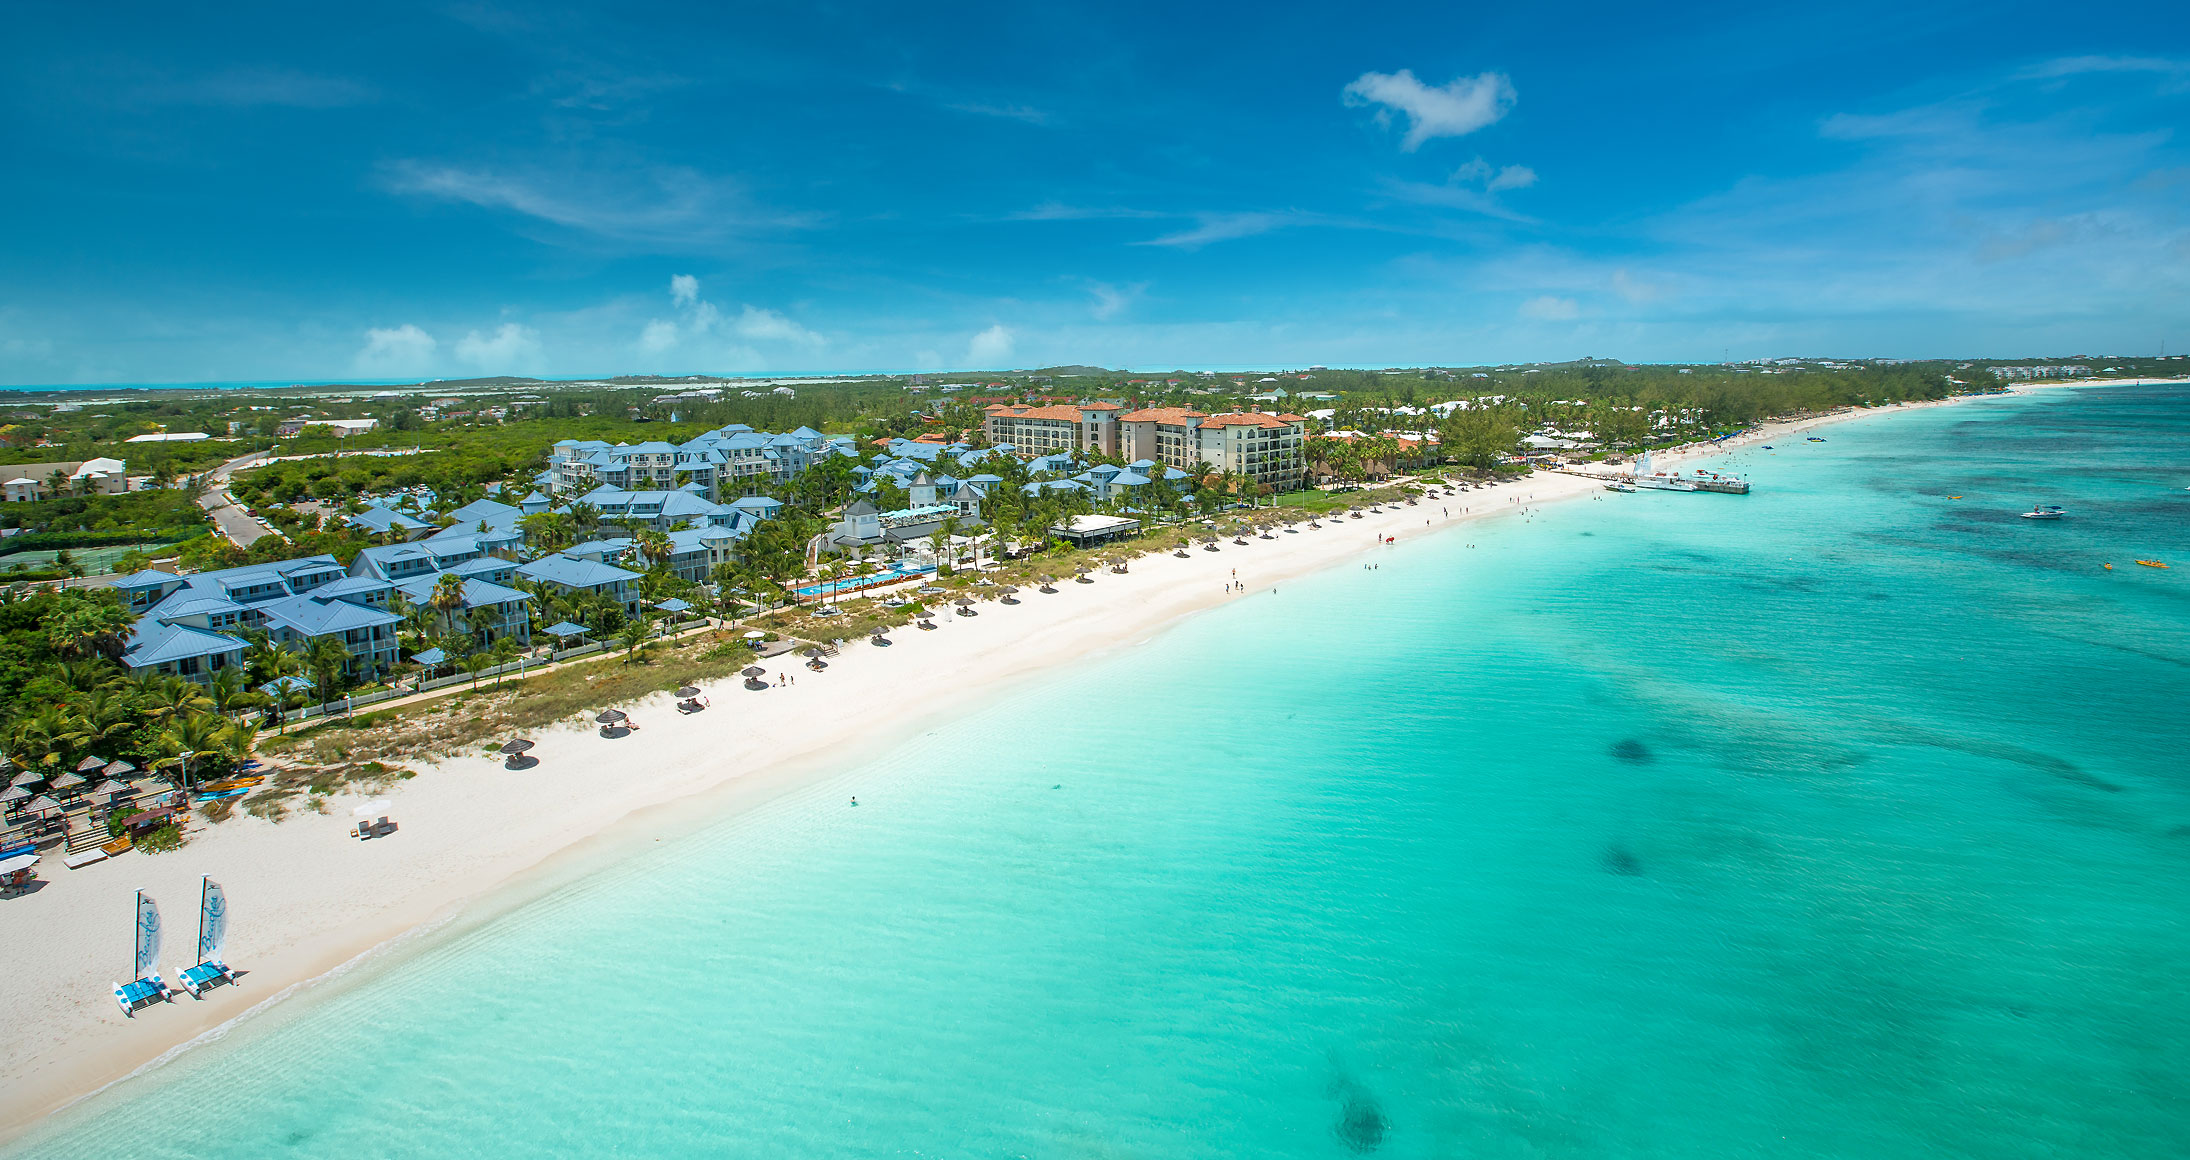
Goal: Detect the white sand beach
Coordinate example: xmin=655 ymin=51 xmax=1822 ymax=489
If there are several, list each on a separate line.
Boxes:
xmin=0 ymin=389 xmax=2043 ymax=1137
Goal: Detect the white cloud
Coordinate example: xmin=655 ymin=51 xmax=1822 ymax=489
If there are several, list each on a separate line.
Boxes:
xmin=354 ymin=324 xmax=437 ymax=375
xmin=965 ymin=325 xmax=1014 ymax=367
xmin=1488 ymin=164 xmax=1537 ymax=191
xmin=639 ymin=319 xmax=680 ymax=354
xmin=1344 ymin=69 xmax=1516 ymax=150
xmin=949 ymin=101 xmax=1050 ymax=125
xmin=641 ymin=278 xmax=820 ymax=361
xmin=1140 ymin=211 xmax=1303 ymax=248
xmin=1518 ymin=295 xmax=1580 ymax=321
xmin=732 ymin=306 xmax=822 ymax=346
xmin=2024 ymin=55 xmax=2188 ymax=80
xmin=454 ymin=323 xmax=543 ymax=373
xmin=384 ymin=163 xmax=805 ymax=251
xmin=1088 ymin=282 xmax=1144 ymax=321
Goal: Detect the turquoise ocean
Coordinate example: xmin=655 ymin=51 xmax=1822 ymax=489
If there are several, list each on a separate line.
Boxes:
xmin=13 ymin=383 xmax=2190 ymax=1158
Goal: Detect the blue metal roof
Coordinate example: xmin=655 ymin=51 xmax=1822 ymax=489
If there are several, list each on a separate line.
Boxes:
xmin=517 ymin=555 xmax=642 ymax=589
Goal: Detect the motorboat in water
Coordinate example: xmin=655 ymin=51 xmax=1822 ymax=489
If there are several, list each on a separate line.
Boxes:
xmin=2021 ymin=505 xmax=2066 ymax=520
xmin=1603 ymin=481 xmax=1637 ymax=493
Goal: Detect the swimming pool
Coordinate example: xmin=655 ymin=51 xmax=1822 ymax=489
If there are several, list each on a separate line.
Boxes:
xmin=793 ymin=563 xmax=934 ymax=599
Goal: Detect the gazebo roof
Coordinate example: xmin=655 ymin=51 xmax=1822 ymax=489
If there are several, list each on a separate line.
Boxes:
xmin=544 ymin=620 xmax=591 ymax=637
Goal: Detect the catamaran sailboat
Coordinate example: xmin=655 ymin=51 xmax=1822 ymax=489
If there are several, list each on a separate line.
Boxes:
xmin=113 ymin=890 xmax=169 ymax=1016
xmin=178 ymin=875 xmax=236 ymax=998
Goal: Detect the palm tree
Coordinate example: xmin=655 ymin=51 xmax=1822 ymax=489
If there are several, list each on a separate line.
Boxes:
xmin=206 ymin=665 xmax=255 ymax=720
xmin=62 ymin=687 xmax=134 ymax=755
xmin=154 ymin=713 xmax=227 ymax=794
xmin=428 ymin=571 xmax=469 ymax=638
xmin=618 ymin=615 xmax=653 ymax=663
xmin=9 ymin=703 xmax=77 ymax=770
xmin=486 ymin=635 xmax=521 ymax=686
xmin=142 ymin=675 xmax=214 ymax=724
xmin=47 ymin=599 xmax=138 ymax=661
xmin=305 ymin=636 xmax=350 ymax=706
xmin=636 ymin=528 xmax=675 ymax=571
xmin=53 ymin=658 xmax=119 ymax=691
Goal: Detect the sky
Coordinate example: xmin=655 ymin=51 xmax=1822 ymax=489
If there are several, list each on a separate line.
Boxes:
xmin=2 ymin=0 xmax=2187 ymax=384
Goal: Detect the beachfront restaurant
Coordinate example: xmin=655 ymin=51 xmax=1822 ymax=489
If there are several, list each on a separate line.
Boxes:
xmin=1051 ymin=513 xmax=1141 ymax=546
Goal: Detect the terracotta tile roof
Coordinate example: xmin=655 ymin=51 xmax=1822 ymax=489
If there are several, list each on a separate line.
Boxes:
xmin=1079 ymin=401 xmax=1122 ymax=411
xmin=1118 ymin=407 xmax=1207 ymax=424
xmin=1202 ymin=412 xmax=1295 ymax=430
xmin=986 ymin=404 xmax=1086 ymax=423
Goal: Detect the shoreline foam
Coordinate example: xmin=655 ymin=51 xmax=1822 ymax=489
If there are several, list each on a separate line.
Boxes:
xmin=0 ymin=386 xmax=2046 ymax=1138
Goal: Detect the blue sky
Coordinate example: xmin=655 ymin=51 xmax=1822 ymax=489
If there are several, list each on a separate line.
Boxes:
xmin=2 ymin=0 xmax=2186 ymax=383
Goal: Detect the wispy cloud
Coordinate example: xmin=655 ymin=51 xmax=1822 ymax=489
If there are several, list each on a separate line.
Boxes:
xmin=949 ymin=100 xmax=1051 ymax=125
xmin=2024 ymin=55 xmax=2189 ymax=81
xmin=135 ymin=68 xmax=375 ymax=108
xmin=1380 ymin=180 xmax=1535 ymax=223
xmin=1137 ymin=211 xmax=1316 ymax=249
xmin=384 ymin=162 xmax=807 ymax=249
xmin=1087 ymin=282 xmax=1146 ymax=321
xmin=1004 ymin=202 xmax=1170 ymax=222
xmin=1518 ymin=295 xmax=1579 ymax=321
xmin=1343 ymin=69 xmax=1516 ymax=150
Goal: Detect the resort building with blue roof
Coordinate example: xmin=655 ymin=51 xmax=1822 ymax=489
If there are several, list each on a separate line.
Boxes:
xmin=117 ymin=555 xmax=402 ymax=682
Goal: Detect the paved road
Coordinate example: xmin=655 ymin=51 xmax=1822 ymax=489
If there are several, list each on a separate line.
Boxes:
xmin=194 ymin=450 xmax=281 ymax=548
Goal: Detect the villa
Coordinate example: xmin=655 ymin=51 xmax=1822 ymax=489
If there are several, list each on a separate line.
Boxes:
xmin=546 ymin=425 xmax=849 ymax=501
xmin=112 ymin=557 xmax=403 ymax=683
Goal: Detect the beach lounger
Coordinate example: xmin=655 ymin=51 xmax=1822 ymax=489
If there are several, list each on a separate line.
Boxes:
xmin=178 ymin=960 xmax=236 ymax=998
xmin=355 ymin=820 xmax=375 ymax=840
xmin=114 ymin=976 xmax=169 ymax=1016
xmin=376 ymin=817 xmax=397 ymax=836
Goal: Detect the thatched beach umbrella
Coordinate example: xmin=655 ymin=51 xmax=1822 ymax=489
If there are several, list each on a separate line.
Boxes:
xmin=802 ymin=646 xmax=825 ymax=658
xmin=51 ymin=772 xmax=86 ymax=790
xmin=742 ymin=666 xmax=767 ymax=679
xmin=594 ymin=709 xmax=627 ymax=725
xmin=25 ymin=795 xmax=59 ymax=814
xmin=75 ymin=755 xmax=106 ymax=774
xmin=676 ymin=686 xmax=702 ymax=698
xmin=10 ymin=770 xmax=41 ymax=788
xmin=0 ymin=786 xmax=27 ymax=805
xmin=102 ymin=759 xmax=135 ymax=778
xmin=952 ymin=596 xmax=974 ymax=608
xmin=498 ymin=739 xmax=535 ymax=756
xmin=93 ymin=779 xmax=130 ymax=796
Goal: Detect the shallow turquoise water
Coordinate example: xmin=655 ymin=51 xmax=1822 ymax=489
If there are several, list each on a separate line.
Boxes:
xmin=15 ymin=385 xmax=2190 ymax=1159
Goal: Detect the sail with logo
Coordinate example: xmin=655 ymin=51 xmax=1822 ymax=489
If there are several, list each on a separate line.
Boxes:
xmin=113 ymin=889 xmax=170 ymax=1016
xmin=180 ymin=875 xmax=239 ymax=998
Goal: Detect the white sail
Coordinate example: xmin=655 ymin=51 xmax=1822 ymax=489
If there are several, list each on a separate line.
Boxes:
xmin=197 ymin=877 xmax=228 ymax=964
xmin=134 ymin=890 xmax=162 ymax=981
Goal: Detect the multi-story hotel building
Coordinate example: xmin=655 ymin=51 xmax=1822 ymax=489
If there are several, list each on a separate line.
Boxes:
xmin=1117 ymin=408 xmax=1308 ymax=491
xmin=981 ymin=403 xmax=1121 ymax=455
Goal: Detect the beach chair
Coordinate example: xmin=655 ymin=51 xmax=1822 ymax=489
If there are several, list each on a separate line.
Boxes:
xmin=113 ymin=975 xmax=169 ymax=1016
xmin=355 ymin=819 xmax=375 ymax=840
xmin=376 ymin=817 xmax=397 ymax=836
xmin=178 ymin=959 xmax=236 ymax=998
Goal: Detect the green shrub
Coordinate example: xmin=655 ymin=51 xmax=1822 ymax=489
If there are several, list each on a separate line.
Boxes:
xmin=137 ymin=823 xmax=184 ymax=853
